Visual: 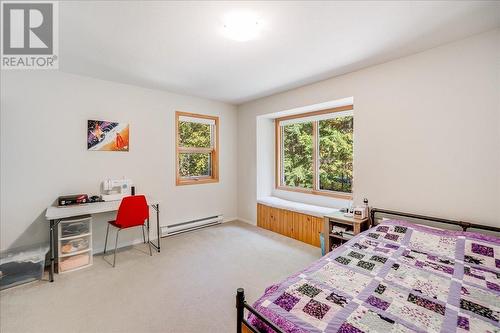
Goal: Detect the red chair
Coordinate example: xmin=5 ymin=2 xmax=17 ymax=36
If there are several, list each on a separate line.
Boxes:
xmin=103 ymin=195 xmax=152 ymax=267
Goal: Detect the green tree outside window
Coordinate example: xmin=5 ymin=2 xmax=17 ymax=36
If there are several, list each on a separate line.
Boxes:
xmin=280 ymin=112 xmax=353 ymax=194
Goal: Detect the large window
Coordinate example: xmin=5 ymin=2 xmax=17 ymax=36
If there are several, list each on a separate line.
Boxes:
xmin=276 ymin=105 xmax=353 ymax=198
xmin=176 ymin=111 xmax=219 ymax=185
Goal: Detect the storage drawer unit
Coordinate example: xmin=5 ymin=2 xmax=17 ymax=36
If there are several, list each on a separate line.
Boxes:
xmin=58 ymin=253 xmax=91 ymax=273
xmin=57 ymin=215 xmax=93 ymax=273
xmin=60 ymin=218 xmax=90 ymax=238
xmin=257 ymin=204 xmax=323 ymax=247
xmin=60 ymin=236 xmax=91 ymax=255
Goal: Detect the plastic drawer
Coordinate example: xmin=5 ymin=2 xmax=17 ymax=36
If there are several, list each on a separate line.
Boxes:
xmin=60 ymin=236 xmax=90 ymax=255
xmin=60 ymin=217 xmax=91 ymax=238
xmin=58 ymin=253 xmax=91 ymax=273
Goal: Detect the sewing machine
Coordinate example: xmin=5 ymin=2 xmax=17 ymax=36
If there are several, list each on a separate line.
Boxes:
xmin=101 ymin=178 xmax=133 ymax=202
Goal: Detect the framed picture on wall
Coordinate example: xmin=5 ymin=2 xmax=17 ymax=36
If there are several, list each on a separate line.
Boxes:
xmin=87 ymin=120 xmax=129 ymax=151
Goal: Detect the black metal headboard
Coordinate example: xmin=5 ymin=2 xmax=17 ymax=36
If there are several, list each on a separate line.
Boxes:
xmin=370 ymin=208 xmax=500 ymax=233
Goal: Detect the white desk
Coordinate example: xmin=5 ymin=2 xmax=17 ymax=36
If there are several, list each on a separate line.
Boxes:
xmin=45 ymin=196 xmax=161 ymax=282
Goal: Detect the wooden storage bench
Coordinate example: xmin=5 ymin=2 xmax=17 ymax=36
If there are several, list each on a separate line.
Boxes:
xmin=256 ymin=197 xmax=338 ymax=247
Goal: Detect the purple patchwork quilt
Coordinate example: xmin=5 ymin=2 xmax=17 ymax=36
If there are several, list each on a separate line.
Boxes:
xmin=248 ymin=220 xmax=500 ymax=333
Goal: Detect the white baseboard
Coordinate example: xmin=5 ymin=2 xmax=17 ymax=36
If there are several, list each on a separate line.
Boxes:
xmin=93 ymin=217 xmax=252 ymax=253
xmin=235 ymin=217 xmax=255 ymax=225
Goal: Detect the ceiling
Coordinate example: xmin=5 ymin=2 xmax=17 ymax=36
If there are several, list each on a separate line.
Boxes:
xmin=59 ymin=1 xmax=500 ymax=105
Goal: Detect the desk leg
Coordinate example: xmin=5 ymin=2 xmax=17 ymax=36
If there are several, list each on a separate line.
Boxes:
xmin=156 ymin=204 xmax=160 ymax=253
xmin=49 ymin=220 xmax=55 ymax=282
xmin=149 ymin=204 xmax=161 ymax=253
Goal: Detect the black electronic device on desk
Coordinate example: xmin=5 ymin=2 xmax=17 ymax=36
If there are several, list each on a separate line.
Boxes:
xmin=57 ymin=194 xmax=104 ymax=206
xmin=58 ymin=194 xmax=89 ymax=206
xmin=88 ymin=195 xmax=103 ymax=203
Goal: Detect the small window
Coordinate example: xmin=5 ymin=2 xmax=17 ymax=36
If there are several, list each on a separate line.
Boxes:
xmin=176 ymin=112 xmax=219 ymax=185
xmin=276 ymin=105 xmax=353 ymax=199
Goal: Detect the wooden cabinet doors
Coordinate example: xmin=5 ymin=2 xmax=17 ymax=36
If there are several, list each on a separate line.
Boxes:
xmin=257 ymin=204 xmax=321 ymax=248
xmin=257 ymin=204 xmax=268 ymax=229
xmin=291 ymin=213 xmax=322 ymax=246
xmin=278 ymin=208 xmax=293 ymax=238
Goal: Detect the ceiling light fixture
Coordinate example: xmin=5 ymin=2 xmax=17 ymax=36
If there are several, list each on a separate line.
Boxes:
xmin=221 ymin=11 xmax=262 ymax=42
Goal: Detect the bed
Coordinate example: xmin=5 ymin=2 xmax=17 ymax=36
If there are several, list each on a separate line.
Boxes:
xmin=236 ymin=208 xmax=500 ymax=333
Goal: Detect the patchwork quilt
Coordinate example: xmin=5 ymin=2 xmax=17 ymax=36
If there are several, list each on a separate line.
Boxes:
xmin=248 ymin=220 xmax=500 ymax=333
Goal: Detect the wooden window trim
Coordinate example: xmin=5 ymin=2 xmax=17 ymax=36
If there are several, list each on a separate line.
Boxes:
xmin=275 ymin=104 xmax=353 ymax=200
xmin=176 ymin=111 xmax=219 ymax=186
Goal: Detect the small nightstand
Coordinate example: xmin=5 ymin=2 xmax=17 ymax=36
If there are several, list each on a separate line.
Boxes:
xmin=323 ymin=211 xmax=369 ymax=253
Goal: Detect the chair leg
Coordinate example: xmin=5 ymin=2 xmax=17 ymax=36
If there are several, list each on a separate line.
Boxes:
xmin=146 ymin=223 xmax=152 ymax=256
xmin=113 ymin=229 xmax=120 ymax=267
xmin=142 ymin=224 xmax=146 ymax=244
xmin=104 ymin=223 xmax=110 ymax=254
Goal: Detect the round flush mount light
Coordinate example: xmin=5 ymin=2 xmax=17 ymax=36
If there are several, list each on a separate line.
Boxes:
xmin=221 ymin=11 xmax=263 ymax=42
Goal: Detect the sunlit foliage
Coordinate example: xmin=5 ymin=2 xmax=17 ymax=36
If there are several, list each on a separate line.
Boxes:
xmin=282 ymin=115 xmax=353 ymax=193
xmin=179 ymin=121 xmax=212 ymax=177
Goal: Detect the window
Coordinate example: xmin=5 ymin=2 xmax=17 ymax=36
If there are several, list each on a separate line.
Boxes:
xmin=176 ymin=111 xmax=219 ymax=185
xmin=276 ymin=105 xmax=353 ymax=199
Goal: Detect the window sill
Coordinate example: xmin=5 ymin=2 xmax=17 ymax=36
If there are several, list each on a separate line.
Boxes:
xmin=257 ymin=196 xmax=338 ymax=218
xmin=176 ymin=177 xmax=219 ymax=186
xmin=276 ymin=186 xmax=352 ymax=200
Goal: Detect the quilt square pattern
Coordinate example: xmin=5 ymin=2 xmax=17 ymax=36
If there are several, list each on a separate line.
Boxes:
xmin=456 ymin=312 xmax=500 ymax=333
xmin=249 ymin=220 xmax=500 ymax=333
xmin=333 ymin=248 xmax=389 ymax=275
xmin=464 ymin=240 xmax=499 ymax=269
xmin=297 ymin=283 xmax=322 ymax=298
xmin=273 ymin=292 xmax=300 ymax=311
xmin=310 ymin=262 xmax=373 ymax=296
xmin=340 ymin=305 xmax=417 ymax=333
xmin=303 ymin=299 xmax=330 ymax=320
xmin=365 ymin=282 xmax=447 ymax=332
xmin=385 ymin=261 xmax=452 ymax=302
xmin=399 ymin=249 xmax=455 ymax=276
xmin=365 ymin=224 xmax=409 ymax=244
xmin=409 ymin=231 xmax=457 ymax=257
xmin=352 ymin=238 xmax=400 ymax=256
xmin=463 ymin=265 xmax=499 ymax=292
xmin=459 ymin=284 xmax=499 ymax=323
xmin=264 ymin=278 xmax=351 ymax=331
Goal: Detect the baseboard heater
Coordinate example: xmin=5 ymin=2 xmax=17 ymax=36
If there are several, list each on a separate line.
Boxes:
xmin=162 ymin=215 xmax=223 ymax=236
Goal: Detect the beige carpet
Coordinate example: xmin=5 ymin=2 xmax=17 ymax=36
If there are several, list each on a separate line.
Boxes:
xmin=0 ymin=221 xmax=320 ymax=333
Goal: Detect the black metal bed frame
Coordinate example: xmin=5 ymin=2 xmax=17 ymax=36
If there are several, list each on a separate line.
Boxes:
xmin=236 ymin=288 xmax=285 ymax=333
xmin=370 ymin=208 xmax=500 ymax=233
xmin=235 ymin=208 xmax=499 ymax=333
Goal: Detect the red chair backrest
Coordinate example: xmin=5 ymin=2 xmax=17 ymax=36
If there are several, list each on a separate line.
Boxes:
xmin=115 ymin=195 xmax=149 ymax=228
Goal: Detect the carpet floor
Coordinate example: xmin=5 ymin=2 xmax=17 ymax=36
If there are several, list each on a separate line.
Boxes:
xmin=0 ymin=221 xmax=320 ymax=333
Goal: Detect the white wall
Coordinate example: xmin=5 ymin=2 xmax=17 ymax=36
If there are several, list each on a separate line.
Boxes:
xmin=238 ymin=29 xmax=500 ymax=227
xmin=2 ymin=29 xmax=499 ymax=252
xmin=0 ymin=71 xmax=238 ymax=252
xmin=256 ymin=117 xmax=274 ymax=199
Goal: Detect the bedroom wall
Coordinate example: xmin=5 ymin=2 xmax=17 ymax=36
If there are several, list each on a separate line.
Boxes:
xmin=237 ymin=29 xmax=500 ymax=227
xmin=0 ymin=71 xmax=238 ymax=252
xmin=256 ymin=117 xmax=275 ymax=200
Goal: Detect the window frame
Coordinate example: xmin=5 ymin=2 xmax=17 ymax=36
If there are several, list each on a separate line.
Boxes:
xmin=175 ymin=111 xmax=219 ymax=186
xmin=275 ymin=104 xmax=353 ymax=200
